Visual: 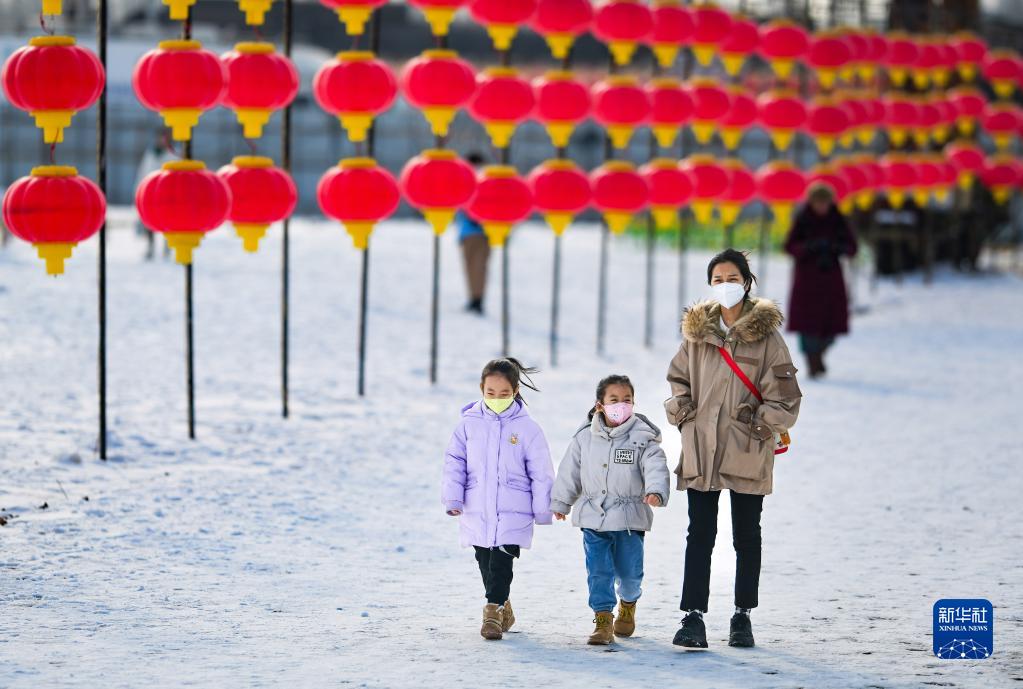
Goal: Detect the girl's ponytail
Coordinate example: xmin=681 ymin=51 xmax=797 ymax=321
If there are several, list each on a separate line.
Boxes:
xmin=480 ymin=357 xmax=540 ymax=403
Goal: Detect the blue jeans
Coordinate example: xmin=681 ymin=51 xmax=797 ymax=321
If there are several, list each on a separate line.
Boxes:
xmin=582 ymin=529 xmax=645 ymax=613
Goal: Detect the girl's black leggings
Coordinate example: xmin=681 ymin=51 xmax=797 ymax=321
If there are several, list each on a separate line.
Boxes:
xmin=680 ymin=488 xmax=764 ymax=612
xmin=474 ymin=545 xmax=520 ymax=605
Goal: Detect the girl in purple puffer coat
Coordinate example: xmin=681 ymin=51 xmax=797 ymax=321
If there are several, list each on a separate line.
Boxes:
xmin=442 ymin=358 xmax=555 ymax=641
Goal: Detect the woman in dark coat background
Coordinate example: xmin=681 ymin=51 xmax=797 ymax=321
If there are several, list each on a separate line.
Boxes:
xmin=783 ymin=185 xmax=859 ymax=378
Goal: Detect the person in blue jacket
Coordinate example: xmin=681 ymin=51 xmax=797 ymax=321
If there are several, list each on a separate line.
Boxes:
xmin=457 ymin=152 xmax=489 ymax=315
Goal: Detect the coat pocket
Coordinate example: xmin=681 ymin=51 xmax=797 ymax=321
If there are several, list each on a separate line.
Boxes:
xmin=718 ymin=419 xmax=769 ymax=481
xmin=772 ymin=363 xmax=802 ymax=398
xmin=679 ymin=420 xmax=702 ymax=480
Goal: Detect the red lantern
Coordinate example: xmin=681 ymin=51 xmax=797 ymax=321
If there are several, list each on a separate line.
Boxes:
xmin=884 ymin=31 xmax=918 ymax=88
xmin=982 ymin=103 xmax=1021 ymax=151
xmin=839 ymin=28 xmax=868 ymax=83
xmin=592 ymin=75 xmax=651 ymax=149
xmin=221 ymin=42 xmax=298 ymax=139
xmin=2 ymin=165 xmax=105 ymax=275
xmin=758 ymin=19 xmax=810 ymax=79
xmin=719 ymin=14 xmax=759 ymax=77
xmin=2 ymin=36 xmax=104 ymax=144
xmin=911 ymin=154 xmax=943 ymax=207
xmin=468 ymin=67 xmax=535 ymax=149
xmin=318 ymin=158 xmax=400 ymax=249
xmin=720 ymin=86 xmax=757 ymax=151
xmin=314 ymin=51 xmax=397 ymax=143
xmin=720 ymin=159 xmax=755 ymax=227
xmin=399 ymin=149 xmax=477 ymax=235
xmin=983 ymin=49 xmax=1022 ymax=100
xmin=689 ymin=3 xmax=733 ymax=68
xmin=853 ymin=154 xmax=884 ymax=210
xmin=856 ymin=92 xmax=885 ymax=146
xmin=686 ymin=77 xmax=731 ymax=145
xmin=135 ymin=160 xmax=231 ymax=265
xmin=809 ymin=163 xmax=852 ymax=213
xmin=529 ymin=0 xmax=592 ymax=59
xmin=650 ymin=1 xmax=694 ymax=69
xmin=948 ymin=86 xmax=987 ymax=136
xmin=931 ymin=95 xmax=957 ymax=144
xmin=946 ymin=140 xmax=986 ymax=191
xmin=590 ymin=161 xmax=649 ymax=234
xmin=914 ymin=99 xmax=940 ymax=147
xmin=756 ymin=160 xmax=807 ymax=229
xmin=532 ymin=71 xmax=591 ymax=148
xmin=679 ymin=154 xmax=728 ymax=225
xmin=400 ymin=50 xmax=476 ymax=138
xmin=879 ymin=153 xmax=917 ymax=209
xmin=982 ymin=154 xmax=1021 ymax=204
xmin=933 ymin=41 xmax=957 ymax=88
xmin=409 ymin=0 xmax=469 ymax=38
xmin=951 ymin=31 xmax=987 ymax=82
xmin=647 ymin=78 xmax=693 ymax=149
xmin=839 ymin=157 xmax=872 ymax=210
xmin=469 ymin=0 xmax=538 ymax=52
xmin=836 ymin=90 xmax=867 ymax=148
xmin=859 ymin=29 xmax=888 ymax=83
xmin=808 ymin=30 xmax=851 ymax=90
xmin=319 ymin=0 xmax=388 ymax=35
xmin=935 ymin=157 xmax=958 ymax=202
xmin=883 ymin=94 xmax=919 ymax=148
xmin=757 ymin=89 xmax=807 ymax=151
xmin=133 ymin=40 xmax=226 ymax=142
xmin=218 ymin=156 xmax=297 ymax=253
xmin=466 ymin=166 xmax=533 ymax=246
xmin=593 ymin=0 xmax=654 ymax=66
xmin=640 ymin=158 xmax=693 ymax=229
xmin=527 ymin=159 xmax=592 ymax=235
xmin=911 ymin=38 xmax=941 ymax=89
xmin=806 ymin=96 xmax=849 ymax=156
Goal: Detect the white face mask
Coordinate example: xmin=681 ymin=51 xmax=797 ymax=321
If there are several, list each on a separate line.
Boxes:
xmin=711 ymin=282 xmax=746 ymax=309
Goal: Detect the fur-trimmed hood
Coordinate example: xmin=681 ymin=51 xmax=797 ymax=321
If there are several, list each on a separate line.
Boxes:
xmin=681 ymin=297 xmax=784 ymax=345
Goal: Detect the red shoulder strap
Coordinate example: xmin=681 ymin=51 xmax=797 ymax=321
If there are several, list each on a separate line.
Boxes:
xmin=717 ymin=346 xmax=763 ymax=402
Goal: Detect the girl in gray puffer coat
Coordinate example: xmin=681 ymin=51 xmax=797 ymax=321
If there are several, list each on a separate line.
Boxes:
xmin=550 ymin=375 xmax=671 ymax=646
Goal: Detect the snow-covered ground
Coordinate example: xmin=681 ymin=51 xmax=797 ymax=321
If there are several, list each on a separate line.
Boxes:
xmin=1 ymin=215 xmax=1021 ymax=688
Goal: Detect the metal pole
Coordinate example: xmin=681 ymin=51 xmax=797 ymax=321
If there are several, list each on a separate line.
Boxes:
xmin=183 ymin=16 xmax=195 ymax=440
xmin=97 ymin=0 xmax=108 ymax=459
xmin=280 ymin=0 xmax=293 ymax=417
xmin=550 ymin=233 xmax=562 ymax=366
xmin=430 ymin=233 xmax=440 ymax=384
xmin=499 ymin=146 xmax=510 ymax=357
xmin=357 ymin=9 xmax=381 ymax=396
xmin=677 ymin=47 xmax=694 ymax=323
xmin=596 ymin=220 xmax=609 ymax=357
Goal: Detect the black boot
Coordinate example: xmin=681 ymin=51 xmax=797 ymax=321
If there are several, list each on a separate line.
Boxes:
xmin=466 ymin=298 xmax=484 ymax=315
xmin=672 ymin=610 xmax=708 ymax=649
xmin=728 ymin=611 xmax=755 ymax=647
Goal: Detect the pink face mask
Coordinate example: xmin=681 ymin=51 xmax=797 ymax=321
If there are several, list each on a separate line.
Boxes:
xmin=602 ymin=402 xmax=634 ymax=426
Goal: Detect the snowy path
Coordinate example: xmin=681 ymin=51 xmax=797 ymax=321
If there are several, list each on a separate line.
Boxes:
xmin=1 ymin=217 xmax=1021 ymax=688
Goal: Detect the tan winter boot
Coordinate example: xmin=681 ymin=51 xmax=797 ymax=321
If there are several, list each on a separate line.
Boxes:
xmin=481 ymin=604 xmax=503 ymax=640
xmin=502 ymin=600 xmax=515 ymax=632
xmin=587 ymin=611 xmax=615 ymax=645
xmin=614 ymin=600 xmax=637 ymax=637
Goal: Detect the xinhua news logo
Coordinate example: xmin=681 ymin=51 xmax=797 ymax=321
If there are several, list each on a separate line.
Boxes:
xmin=933 ymin=599 xmax=993 ymax=659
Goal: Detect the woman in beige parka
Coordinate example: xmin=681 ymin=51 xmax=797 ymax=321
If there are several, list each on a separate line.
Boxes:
xmin=665 ymin=249 xmax=802 ymax=651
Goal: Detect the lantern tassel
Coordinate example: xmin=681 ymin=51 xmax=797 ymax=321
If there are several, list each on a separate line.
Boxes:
xmin=608 ymin=40 xmax=637 ymax=67
xmin=235 ymin=108 xmax=272 ymax=139
xmin=692 ymin=200 xmax=714 ymax=225
xmin=958 ymin=64 xmax=977 ymax=82
xmin=607 ymin=125 xmax=635 ymax=150
xmin=164 ymin=233 xmax=203 ymax=265
xmin=771 ymin=202 xmax=794 ymax=230
xmin=484 ymin=222 xmax=512 ymax=247
xmin=603 ymin=212 xmax=632 ymax=235
xmin=856 ymin=127 xmax=874 ymax=146
xmin=421 ymin=107 xmax=456 ymax=137
xmin=888 ymin=67 xmax=908 ymax=87
xmin=993 ymin=187 xmax=1011 ymax=204
xmin=769 ymin=130 xmax=795 ymax=151
xmin=957 ymin=172 xmax=975 ymax=191
xmin=692 ymin=45 xmax=715 ymax=67
xmin=35 ymin=242 xmax=75 ymax=276
xmin=161 ymin=108 xmax=202 ymax=142
xmin=340 ymin=113 xmax=373 ymax=143
xmin=544 ymin=122 xmax=574 ymax=148
xmin=721 ymin=54 xmax=745 ymax=77
xmin=544 ymin=212 xmax=573 ymax=236
xmin=485 ymin=24 xmax=518 ymax=52
xmin=545 ymin=33 xmax=574 ymax=60
xmin=421 ymin=7 xmax=456 ymax=37
xmin=721 ymin=128 xmax=743 ymax=151
xmin=720 ymin=204 xmax=741 ymax=227
xmin=162 ymin=0 xmax=198 ymax=20
xmin=912 ymin=190 xmax=930 ymax=207
xmin=42 ymin=0 xmax=62 ymax=15
xmin=235 ymin=223 xmax=269 ymax=253
xmin=653 ymin=44 xmax=679 ymax=69
xmin=344 ymin=221 xmax=374 ymax=250
xmin=692 ymin=122 xmax=715 ymax=145
xmin=888 ymin=190 xmax=906 ymax=209
xmin=855 ymin=191 xmax=873 ymax=210
xmin=817 ymin=69 xmax=837 ymax=90
xmin=817 ymin=136 xmax=836 ymax=156
xmin=337 ymin=6 xmax=372 ymax=35
xmin=31 ymin=110 xmax=73 ymax=145
xmin=770 ymin=58 xmax=795 ymax=79
xmin=238 ymin=0 xmax=272 ymax=24
xmin=423 ymin=209 xmax=455 ymax=235
xmin=652 ymin=125 xmax=679 ymax=150
xmin=651 ymin=207 xmax=677 ymax=230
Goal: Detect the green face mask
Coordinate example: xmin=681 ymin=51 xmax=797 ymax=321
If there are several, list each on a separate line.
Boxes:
xmin=484 ymin=397 xmax=514 ymax=414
